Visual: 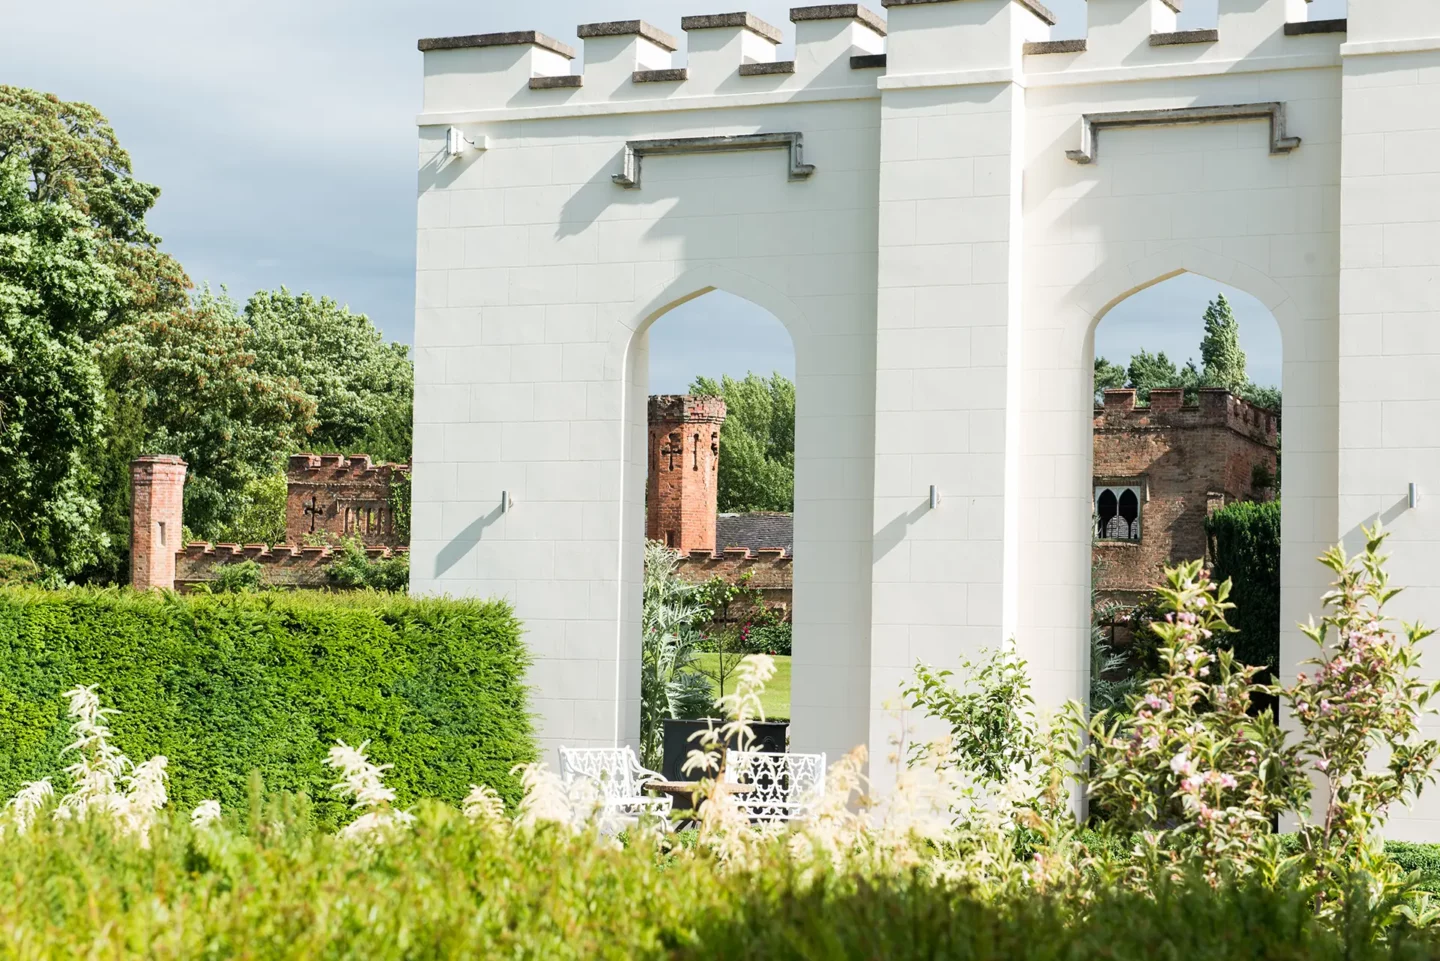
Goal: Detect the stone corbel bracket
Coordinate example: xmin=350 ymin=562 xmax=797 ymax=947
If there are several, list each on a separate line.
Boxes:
xmin=613 ymin=132 xmax=814 ymax=188
xmin=1066 ymin=102 xmax=1301 ymax=165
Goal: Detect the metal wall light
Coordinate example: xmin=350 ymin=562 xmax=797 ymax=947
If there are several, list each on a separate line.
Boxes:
xmin=501 ymin=491 xmax=513 ymax=514
xmin=1410 ymin=483 xmax=1420 ymax=509
xmin=446 ymin=126 xmax=488 ymax=158
xmin=929 ymin=485 xmax=941 ymax=510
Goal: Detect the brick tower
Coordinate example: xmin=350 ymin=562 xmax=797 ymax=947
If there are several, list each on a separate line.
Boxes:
xmin=646 ymin=395 xmax=726 ymax=554
xmin=130 ymin=455 xmax=187 ymax=591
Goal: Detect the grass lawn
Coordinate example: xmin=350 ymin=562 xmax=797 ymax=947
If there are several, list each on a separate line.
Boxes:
xmin=693 ymin=653 xmax=791 ymax=721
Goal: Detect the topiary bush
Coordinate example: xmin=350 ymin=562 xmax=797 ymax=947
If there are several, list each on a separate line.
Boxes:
xmin=1205 ymin=499 xmax=1281 ymax=675
xmin=0 ymin=588 xmax=534 ymax=828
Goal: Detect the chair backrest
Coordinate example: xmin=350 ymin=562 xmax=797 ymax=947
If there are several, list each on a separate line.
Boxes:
xmin=557 ymin=747 xmax=642 ymax=799
xmin=724 ymin=751 xmax=827 ymax=817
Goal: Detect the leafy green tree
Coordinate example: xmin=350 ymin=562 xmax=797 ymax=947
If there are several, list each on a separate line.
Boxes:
xmin=209 ymin=473 xmax=288 ymax=546
xmin=1094 ymin=356 xmax=1127 ymax=403
xmin=689 ymin=372 xmax=794 ymax=513
xmin=0 ymin=153 xmax=123 ymax=573
xmin=103 ymin=289 xmax=315 ymax=541
xmin=1200 ymin=294 xmax=1247 ymax=392
xmin=1125 ymin=349 xmax=1180 ymax=403
xmin=0 ymin=86 xmax=189 ymax=318
xmin=244 ymin=289 xmax=413 ymax=463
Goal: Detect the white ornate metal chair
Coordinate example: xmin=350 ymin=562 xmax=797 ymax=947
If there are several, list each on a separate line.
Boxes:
xmin=557 ymin=746 xmax=673 ymax=826
xmin=722 ymin=751 xmax=827 ymax=823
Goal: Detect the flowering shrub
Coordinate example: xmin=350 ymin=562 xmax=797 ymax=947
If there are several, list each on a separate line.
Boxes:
xmin=3 ymin=532 xmax=1440 ymax=954
xmin=1083 ymin=560 xmax=1301 ymax=878
xmin=1287 ymin=528 xmax=1440 ymax=885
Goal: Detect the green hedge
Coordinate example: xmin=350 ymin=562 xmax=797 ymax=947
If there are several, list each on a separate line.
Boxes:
xmin=1205 ymin=500 xmax=1281 ymax=675
xmin=0 ymin=588 xmax=535 ymax=827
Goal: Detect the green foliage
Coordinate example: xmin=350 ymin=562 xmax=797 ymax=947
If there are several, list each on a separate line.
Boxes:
xmin=6 ymin=812 xmax=1440 ymax=958
xmin=0 ymin=588 xmax=534 ymax=827
xmin=1200 ymin=294 xmax=1248 ymax=391
xmin=327 ymin=538 xmax=410 ymax=593
xmin=0 ymin=152 xmax=123 ymax=574
xmin=1206 ymin=500 xmax=1281 ymax=675
xmin=208 ymin=560 xmax=265 ymax=594
xmin=902 ymin=647 xmax=1038 ymax=786
xmin=244 ymin=288 xmax=413 ymax=463
xmin=640 ymin=541 xmax=711 ymax=767
xmin=1093 ymin=355 xmax=1127 ymax=402
xmin=746 ymin=620 xmax=792 ymax=657
xmin=1125 ymin=348 xmax=1183 ymax=403
xmin=0 ymin=86 xmax=190 ymax=316
xmin=102 ymin=288 xmax=316 ymax=541
xmin=0 ymin=554 xmax=43 ymax=586
xmin=689 ymin=372 xmax=794 ymax=513
xmin=210 ymin=473 xmax=288 ymax=547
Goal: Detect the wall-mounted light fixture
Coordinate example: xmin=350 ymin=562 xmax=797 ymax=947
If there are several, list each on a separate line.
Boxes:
xmin=929 ymin=485 xmax=941 ymax=510
xmin=501 ymin=491 xmax=513 ymax=514
xmin=446 ymin=126 xmax=488 ymax=158
xmin=1410 ymin=482 xmax=1420 ymax=510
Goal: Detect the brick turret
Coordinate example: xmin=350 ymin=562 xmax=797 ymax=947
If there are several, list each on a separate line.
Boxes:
xmin=130 ymin=455 xmax=187 ymax=591
xmin=646 ymin=395 xmax=726 ymax=554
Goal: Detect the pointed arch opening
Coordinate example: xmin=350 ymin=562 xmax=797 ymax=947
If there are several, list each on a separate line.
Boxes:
xmin=625 ymin=285 xmax=799 ymax=779
xmin=1087 ymin=271 xmax=1283 ymax=716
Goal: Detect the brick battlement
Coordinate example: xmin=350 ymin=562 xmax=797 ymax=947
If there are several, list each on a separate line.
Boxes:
xmin=675 ymin=547 xmax=793 ymax=620
xmin=175 ymin=541 xmax=408 ymax=591
xmin=646 ymin=395 xmax=727 ymax=425
xmin=286 ymin=453 xmax=410 ymax=548
xmin=1096 ymin=388 xmax=1278 ymax=449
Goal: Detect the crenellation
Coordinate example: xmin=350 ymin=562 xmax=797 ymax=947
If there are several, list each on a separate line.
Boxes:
xmin=1085 ymin=0 xmax=1179 ymax=61
xmin=882 ymin=0 xmax=1051 ymax=76
xmin=579 ymin=20 xmax=676 ymax=94
xmin=683 ymin=12 xmax=783 ymax=90
xmin=793 ymin=3 xmax=886 ymax=83
xmin=420 ymin=31 xmax=575 ymax=114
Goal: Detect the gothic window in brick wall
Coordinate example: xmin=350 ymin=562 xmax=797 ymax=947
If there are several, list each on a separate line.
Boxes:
xmin=1095 ymin=484 xmax=1142 ymax=542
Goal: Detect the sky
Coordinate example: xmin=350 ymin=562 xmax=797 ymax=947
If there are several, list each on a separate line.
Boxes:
xmin=2 ymin=0 xmax=1333 ymax=390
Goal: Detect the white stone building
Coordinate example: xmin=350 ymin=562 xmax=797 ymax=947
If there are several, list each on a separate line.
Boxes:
xmin=411 ymin=0 xmax=1440 ymax=836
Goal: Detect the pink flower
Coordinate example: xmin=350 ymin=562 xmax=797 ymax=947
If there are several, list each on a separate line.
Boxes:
xmin=1219 ymin=774 xmax=1237 ymax=789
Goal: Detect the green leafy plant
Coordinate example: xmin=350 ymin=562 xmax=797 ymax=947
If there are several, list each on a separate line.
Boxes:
xmin=902 ymin=647 xmax=1038 ymax=788
xmin=639 ymin=541 xmax=711 ymax=768
xmin=1287 ymin=527 xmax=1440 ymax=887
xmin=327 ymin=538 xmax=408 ymax=592
xmin=209 ymin=560 xmax=265 ymax=594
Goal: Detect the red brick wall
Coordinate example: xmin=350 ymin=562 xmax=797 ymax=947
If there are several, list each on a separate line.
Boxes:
xmin=1093 ymin=388 xmax=1278 ymax=597
xmin=285 ymin=454 xmax=409 ymax=547
xmin=175 ymin=543 xmax=408 ymax=592
xmin=675 ymin=548 xmax=793 ymax=621
xmin=130 ymin=456 xmax=187 ymax=591
xmin=646 ymin=395 xmax=726 ymax=556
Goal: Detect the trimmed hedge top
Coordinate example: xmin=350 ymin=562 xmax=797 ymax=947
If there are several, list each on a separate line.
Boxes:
xmin=0 ymin=588 xmax=535 ymax=828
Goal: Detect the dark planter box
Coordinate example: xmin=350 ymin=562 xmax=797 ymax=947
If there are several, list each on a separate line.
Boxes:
xmin=661 ymin=718 xmax=788 ymax=783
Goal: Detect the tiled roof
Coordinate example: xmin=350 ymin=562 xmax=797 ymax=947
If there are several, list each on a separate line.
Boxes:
xmin=715 ymin=512 xmax=793 ymax=557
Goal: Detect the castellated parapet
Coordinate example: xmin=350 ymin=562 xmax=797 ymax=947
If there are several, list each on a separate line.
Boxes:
xmin=285 ymin=454 xmax=410 ymax=548
xmin=416 ymin=0 xmax=1347 ymax=122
